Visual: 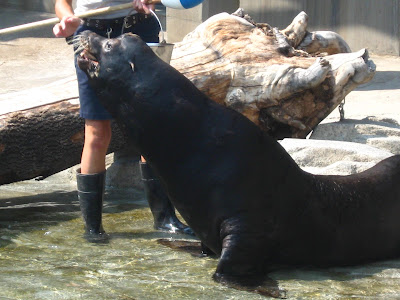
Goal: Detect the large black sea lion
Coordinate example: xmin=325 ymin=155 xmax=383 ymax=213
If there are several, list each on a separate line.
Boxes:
xmin=76 ymin=31 xmax=400 ymax=298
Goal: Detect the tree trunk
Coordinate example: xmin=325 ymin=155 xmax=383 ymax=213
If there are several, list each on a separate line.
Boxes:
xmin=170 ymin=10 xmax=375 ymax=139
xmin=0 ymin=79 xmax=128 ymax=185
xmin=0 ymin=9 xmax=376 ymax=185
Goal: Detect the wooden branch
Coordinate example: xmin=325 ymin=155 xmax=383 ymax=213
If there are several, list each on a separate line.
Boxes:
xmin=0 ymin=3 xmax=134 ymax=36
xmin=0 ymin=80 xmax=128 ymax=185
xmin=171 ymin=11 xmax=375 ymax=139
xmin=297 ymin=31 xmax=352 ymax=55
xmin=281 ymin=11 xmax=309 ymax=48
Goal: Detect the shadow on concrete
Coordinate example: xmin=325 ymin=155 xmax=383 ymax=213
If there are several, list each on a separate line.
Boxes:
xmin=356 ymin=71 xmax=400 ymax=91
xmin=0 ymin=8 xmax=56 ymax=41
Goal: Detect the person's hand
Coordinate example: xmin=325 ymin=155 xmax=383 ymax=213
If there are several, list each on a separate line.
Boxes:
xmin=133 ymin=0 xmax=156 ymax=14
xmin=53 ymin=15 xmax=81 ymax=38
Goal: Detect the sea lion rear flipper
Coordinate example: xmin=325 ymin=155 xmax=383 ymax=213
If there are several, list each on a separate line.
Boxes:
xmin=157 ymin=238 xmax=208 ymax=257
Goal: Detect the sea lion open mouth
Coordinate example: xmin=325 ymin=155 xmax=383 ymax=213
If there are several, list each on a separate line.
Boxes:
xmin=75 ymin=34 xmax=100 ymax=78
xmin=79 ymin=50 xmax=100 ymax=78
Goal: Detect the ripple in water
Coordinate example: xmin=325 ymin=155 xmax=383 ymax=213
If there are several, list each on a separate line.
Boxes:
xmin=1 ymin=179 xmax=400 ymax=299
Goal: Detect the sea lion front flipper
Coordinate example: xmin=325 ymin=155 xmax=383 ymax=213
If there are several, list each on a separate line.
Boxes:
xmin=213 ymin=233 xmax=287 ymax=299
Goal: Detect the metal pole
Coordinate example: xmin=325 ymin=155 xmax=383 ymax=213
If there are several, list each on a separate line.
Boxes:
xmin=0 ymin=3 xmax=134 ymax=36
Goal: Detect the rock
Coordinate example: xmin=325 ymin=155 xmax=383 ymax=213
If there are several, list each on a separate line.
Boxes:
xmin=279 ymin=138 xmax=393 ymax=175
xmin=310 ymin=117 xmax=400 ymax=154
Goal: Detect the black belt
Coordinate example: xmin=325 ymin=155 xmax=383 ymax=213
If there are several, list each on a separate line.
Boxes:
xmin=82 ymin=13 xmax=151 ymax=31
xmin=66 ymin=13 xmax=151 ymax=45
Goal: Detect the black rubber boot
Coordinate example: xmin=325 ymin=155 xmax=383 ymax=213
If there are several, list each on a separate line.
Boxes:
xmin=139 ymin=161 xmax=195 ymax=236
xmin=76 ymin=168 xmax=108 ymax=243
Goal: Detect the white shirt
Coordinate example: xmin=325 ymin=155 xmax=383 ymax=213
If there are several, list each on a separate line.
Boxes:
xmin=74 ymin=0 xmax=136 ymax=19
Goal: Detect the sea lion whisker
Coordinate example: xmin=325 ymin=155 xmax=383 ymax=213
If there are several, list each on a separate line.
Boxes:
xmin=73 ymin=39 xmax=83 ymax=48
xmin=74 ymin=46 xmax=85 ymax=55
xmin=72 ymin=34 xmax=83 ymax=42
xmin=72 ymin=35 xmax=90 ymax=52
xmin=72 ymin=37 xmax=82 ymax=45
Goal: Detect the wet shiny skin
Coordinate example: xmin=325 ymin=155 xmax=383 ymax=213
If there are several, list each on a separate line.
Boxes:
xmin=76 ymin=31 xmax=400 ymax=297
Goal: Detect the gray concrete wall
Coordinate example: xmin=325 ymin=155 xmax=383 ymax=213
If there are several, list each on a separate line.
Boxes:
xmin=240 ymin=0 xmax=400 ymax=56
xmin=2 ymin=0 xmax=398 ymax=55
xmin=166 ymin=0 xmax=240 ymax=42
xmin=0 ymin=0 xmax=56 ymax=13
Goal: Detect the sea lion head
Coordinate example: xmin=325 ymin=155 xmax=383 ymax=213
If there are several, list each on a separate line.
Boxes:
xmin=76 ymin=30 xmax=157 ymax=80
xmin=75 ymin=30 xmax=164 ymax=114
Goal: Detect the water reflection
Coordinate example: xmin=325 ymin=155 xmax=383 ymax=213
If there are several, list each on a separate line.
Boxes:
xmin=0 ymin=176 xmax=400 ymax=299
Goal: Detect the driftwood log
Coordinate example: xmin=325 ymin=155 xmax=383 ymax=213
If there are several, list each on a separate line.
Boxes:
xmin=171 ymin=10 xmax=375 ymax=139
xmin=0 ymin=78 xmax=128 ymax=185
xmin=0 ymin=10 xmax=375 ymax=185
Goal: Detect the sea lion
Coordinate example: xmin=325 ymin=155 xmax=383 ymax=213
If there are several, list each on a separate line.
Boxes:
xmin=76 ymin=31 xmax=400 ymax=298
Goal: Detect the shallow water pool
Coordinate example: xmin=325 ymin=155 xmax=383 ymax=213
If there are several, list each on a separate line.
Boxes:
xmin=1 ymin=176 xmax=400 ymax=299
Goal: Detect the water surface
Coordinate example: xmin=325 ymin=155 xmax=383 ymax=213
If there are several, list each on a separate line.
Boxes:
xmin=0 ymin=175 xmax=400 ymax=299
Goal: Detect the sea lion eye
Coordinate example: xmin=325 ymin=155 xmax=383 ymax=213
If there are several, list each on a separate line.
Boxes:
xmin=104 ymin=41 xmax=112 ymax=51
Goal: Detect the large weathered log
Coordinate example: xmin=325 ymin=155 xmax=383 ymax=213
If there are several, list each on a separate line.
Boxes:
xmin=171 ymin=10 xmax=375 ymax=138
xmin=0 ymin=79 xmax=128 ymax=185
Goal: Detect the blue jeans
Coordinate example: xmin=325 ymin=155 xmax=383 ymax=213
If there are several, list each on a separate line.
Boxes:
xmin=74 ymin=14 xmax=160 ymax=120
